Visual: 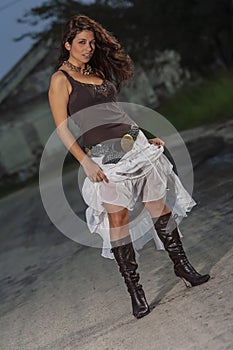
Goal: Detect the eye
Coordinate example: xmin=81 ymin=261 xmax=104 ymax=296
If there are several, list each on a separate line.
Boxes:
xmin=78 ymin=40 xmax=86 ymax=44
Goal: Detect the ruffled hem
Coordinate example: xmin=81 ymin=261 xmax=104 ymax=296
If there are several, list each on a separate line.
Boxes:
xmin=82 ymin=130 xmax=197 ymax=259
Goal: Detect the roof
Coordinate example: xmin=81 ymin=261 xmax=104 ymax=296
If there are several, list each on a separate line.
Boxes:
xmin=0 ymin=37 xmax=53 ymax=106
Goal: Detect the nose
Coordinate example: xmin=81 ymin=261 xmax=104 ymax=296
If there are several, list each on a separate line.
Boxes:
xmin=87 ymin=42 xmax=94 ymax=51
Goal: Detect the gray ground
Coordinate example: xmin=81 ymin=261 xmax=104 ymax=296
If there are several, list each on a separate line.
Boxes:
xmin=0 ymin=119 xmax=233 ymax=350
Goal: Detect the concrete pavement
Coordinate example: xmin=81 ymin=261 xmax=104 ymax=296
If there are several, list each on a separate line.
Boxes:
xmin=0 ymin=119 xmax=233 ymax=350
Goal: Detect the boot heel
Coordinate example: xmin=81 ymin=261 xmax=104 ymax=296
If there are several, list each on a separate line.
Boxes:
xmin=153 ymin=212 xmax=210 ymax=289
xmin=175 ymin=268 xmax=210 ymax=287
xmin=180 ymin=277 xmax=192 ymax=288
xmin=175 ymin=270 xmax=192 ymax=288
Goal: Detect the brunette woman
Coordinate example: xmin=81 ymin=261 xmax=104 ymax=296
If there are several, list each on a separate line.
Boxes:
xmin=48 ymin=14 xmax=210 ymax=319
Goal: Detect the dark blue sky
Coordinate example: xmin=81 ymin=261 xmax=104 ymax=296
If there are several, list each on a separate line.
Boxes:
xmin=0 ymin=0 xmax=94 ymax=80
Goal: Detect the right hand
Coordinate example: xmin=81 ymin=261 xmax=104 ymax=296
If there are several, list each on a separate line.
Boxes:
xmin=81 ymin=156 xmax=109 ymax=183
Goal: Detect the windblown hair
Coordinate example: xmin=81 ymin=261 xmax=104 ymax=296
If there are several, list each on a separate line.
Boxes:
xmin=57 ymin=15 xmax=134 ymax=90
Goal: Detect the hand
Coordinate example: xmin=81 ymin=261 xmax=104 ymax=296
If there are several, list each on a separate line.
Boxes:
xmin=148 ymin=137 xmax=165 ymax=148
xmin=81 ymin=156 xmax=109 ymax=183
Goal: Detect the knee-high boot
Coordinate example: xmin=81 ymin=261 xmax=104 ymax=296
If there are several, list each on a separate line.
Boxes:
xmin=111 ymin=237 xmax=150 ymax=319
xmin=154 ymin=212 xmax=210 ymax=287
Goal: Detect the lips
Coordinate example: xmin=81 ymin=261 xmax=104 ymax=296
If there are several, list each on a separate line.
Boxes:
xmin=83 ymin=53 xmax=92 ymax=58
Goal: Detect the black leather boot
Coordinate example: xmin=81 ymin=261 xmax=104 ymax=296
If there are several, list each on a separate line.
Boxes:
xmin=111 ymin=237 xmax=150 ymax=319
xmin=154 ymin=212 xmax=210 ymax=287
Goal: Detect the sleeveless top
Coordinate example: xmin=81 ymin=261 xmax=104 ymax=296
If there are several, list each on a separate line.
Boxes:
xmin=59 ymin=70 xmax=135 ymax=146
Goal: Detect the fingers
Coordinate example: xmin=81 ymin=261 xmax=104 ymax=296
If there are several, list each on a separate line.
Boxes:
xmin=96 ymin=173 xmax=104 ymax=182
xmin=89 ymin=169 xmax=109 ymax=183
xmin=100 ymin=172 xmax=109 ymax=183
xmin=148 ymin=138 xmax=165 ymax=147
xmin=156 ymin=139 xmax=165 ymax=146
xmin=157 ymin=141 xmax=165 ymax=148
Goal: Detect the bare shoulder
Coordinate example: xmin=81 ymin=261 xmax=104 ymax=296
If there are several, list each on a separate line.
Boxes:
xmin=50 ymin=70 xmax=67 ymax=86
xmin=49 ymin=70 xmax=71 ymax=96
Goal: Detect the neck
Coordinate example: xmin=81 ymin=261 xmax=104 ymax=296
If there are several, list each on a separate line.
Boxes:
xmin=63 ymin=60 xmax=93 ymax=75
xmin=68 ymin=59 xmax=85 ymax=70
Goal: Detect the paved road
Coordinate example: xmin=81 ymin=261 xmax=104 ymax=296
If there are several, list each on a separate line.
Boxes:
xmin=0 ymin=120 xmax=233 ymax=350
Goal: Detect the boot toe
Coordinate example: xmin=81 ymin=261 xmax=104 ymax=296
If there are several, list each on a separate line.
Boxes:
xmin=192 ymin=273 xmax=210 ymax=286
xmin=134 ymin=306 xmax=150 ymax=319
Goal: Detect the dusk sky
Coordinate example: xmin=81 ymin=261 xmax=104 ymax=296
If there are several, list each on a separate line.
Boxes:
xmin=0 ymin=0 xmax=93 ymax=80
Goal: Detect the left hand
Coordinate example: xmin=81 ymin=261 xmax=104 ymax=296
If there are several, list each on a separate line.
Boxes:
xmin=148 ymin=137 xmax=165 ymax=148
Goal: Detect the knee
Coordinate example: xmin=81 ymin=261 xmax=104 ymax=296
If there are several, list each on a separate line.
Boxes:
xmin=107 ymin=208 xmax=128 ymax=228
xmin=145 ymin=198 xmax=164 ymax=211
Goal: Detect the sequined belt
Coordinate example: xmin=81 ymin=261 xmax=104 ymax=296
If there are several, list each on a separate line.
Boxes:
xmin=84 ymin=125 xmax=140 ymax=164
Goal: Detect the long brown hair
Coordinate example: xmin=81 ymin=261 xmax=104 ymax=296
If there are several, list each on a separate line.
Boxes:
xmin=57 ymin=14 xmax=133 ymax=90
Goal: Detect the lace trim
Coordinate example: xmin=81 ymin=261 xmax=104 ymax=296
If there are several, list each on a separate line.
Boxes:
xmin=94 ymin=80 xmax=112 ymax=97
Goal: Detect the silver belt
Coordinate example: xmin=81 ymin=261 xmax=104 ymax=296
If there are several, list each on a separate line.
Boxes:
xmin=84 ymin=124 xmax=140 ymax=164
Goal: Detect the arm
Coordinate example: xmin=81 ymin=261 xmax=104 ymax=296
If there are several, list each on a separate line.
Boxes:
xmin=48 ymin=72 xmax=108 ymax=183
xmin=48 ymin=72 xmax=85 ymax=161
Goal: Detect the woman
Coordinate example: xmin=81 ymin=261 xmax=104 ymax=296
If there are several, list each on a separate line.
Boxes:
xmin=48 ymin=14 xmax=210 ymax=319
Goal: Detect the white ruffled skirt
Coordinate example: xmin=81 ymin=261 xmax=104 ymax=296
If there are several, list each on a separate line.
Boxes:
xmin=82 ymin=130 xmax=196 ymax=259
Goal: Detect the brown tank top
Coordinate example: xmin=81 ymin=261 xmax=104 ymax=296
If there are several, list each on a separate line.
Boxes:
xmin=59 ymin=70 xmax=135 ymax=146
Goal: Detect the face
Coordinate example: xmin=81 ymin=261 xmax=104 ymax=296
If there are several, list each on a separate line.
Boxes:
xmin=65 ymin=30 xmax=95 ymax=68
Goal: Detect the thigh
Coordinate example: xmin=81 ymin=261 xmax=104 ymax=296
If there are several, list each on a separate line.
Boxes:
xmin=144 ymin=198 xmax=170 ymax=217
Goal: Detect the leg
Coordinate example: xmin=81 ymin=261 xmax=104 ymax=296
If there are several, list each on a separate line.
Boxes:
xmin=104 ymin=203 xmax=150 ymax=319
xmin=144 ymin=200 xmax=210 ymax=287
xmin=103 ymin=203 xmax=130 ymax=243
xmin=144 ymin=198 xmax=170 ymax=218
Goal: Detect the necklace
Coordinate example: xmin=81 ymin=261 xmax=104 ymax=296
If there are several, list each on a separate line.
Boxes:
xmin=63 ymin=60 xmax=93 ymax=75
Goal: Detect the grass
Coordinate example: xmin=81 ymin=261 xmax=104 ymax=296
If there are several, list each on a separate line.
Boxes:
xmin=157 ymin=70 xmax=233 ymax=131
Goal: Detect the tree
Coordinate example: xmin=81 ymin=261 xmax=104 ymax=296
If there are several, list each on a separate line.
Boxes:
xmin=124 ymin=0 xmax=233 ymax=72
xmin=17 ymin=0 xmax=233 ymax=73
